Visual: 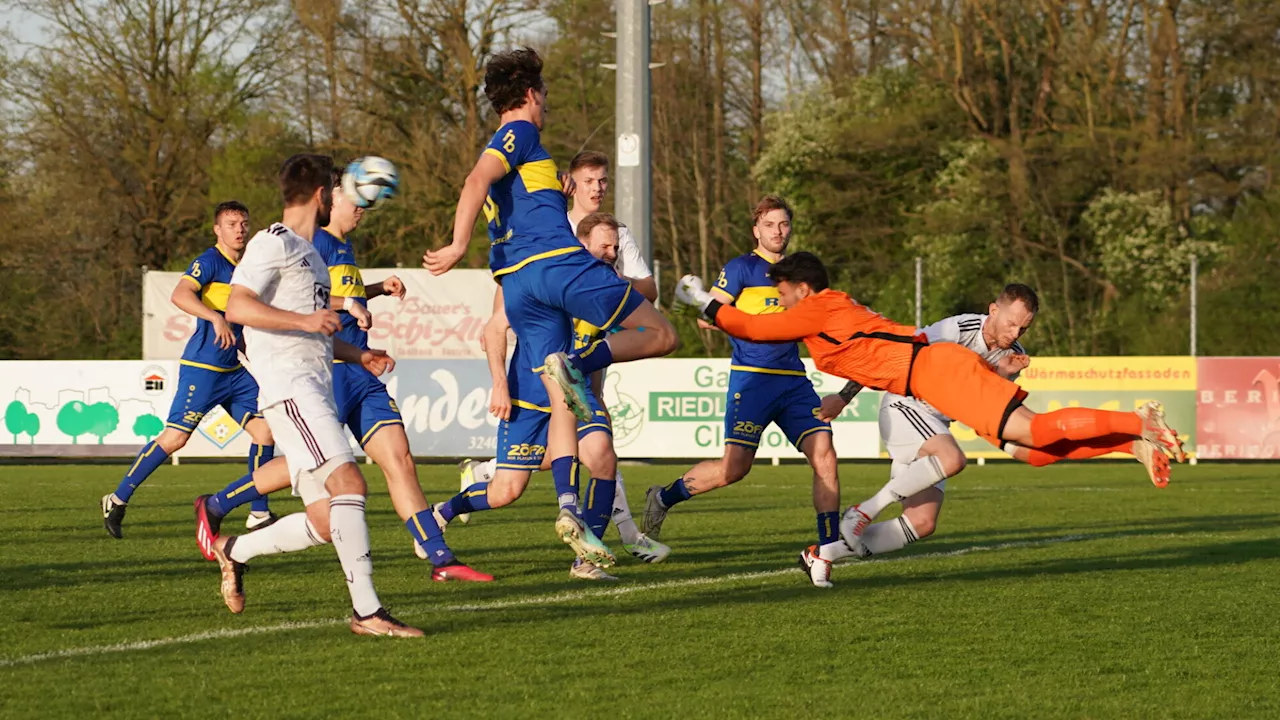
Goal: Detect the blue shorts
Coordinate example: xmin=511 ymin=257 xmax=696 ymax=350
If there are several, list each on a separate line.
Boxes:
xmin=501 ymin=249 xmax=645 ymax=363
xmin=724 ymin=371 xmax=830 ymax=450
xmin=333 ymin=362 xmax=403 ymax=447
xmin=166 ymin=364 xmax=261 ymax=433
xmin=498 ymin=354 xmax=609 ymax=471
xmin=577 ymin=401 xmax=613 ymax=442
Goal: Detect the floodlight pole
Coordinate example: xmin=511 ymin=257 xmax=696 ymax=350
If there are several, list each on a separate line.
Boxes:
xmin=614 ymin=0 xmax=657 ymax=268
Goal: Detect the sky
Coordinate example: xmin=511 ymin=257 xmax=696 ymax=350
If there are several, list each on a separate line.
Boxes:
xmin=3 ymin=8 xmax=46 ymax=47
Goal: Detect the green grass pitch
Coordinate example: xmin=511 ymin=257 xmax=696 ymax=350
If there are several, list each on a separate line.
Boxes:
xmin=1 ymin=461 xmax=1278 ymax=718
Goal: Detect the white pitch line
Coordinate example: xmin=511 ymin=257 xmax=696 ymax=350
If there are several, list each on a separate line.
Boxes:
xmin=437 ymin=532 xmax=1098 ymax=612
xmin=0 ymin=532 xmax=1101 ymax=668
xmin=0 ymin=620 xmax=341 ymax=668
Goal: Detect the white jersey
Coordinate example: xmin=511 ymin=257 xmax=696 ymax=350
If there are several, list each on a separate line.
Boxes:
xmin=230 ymin=223 xmax=334 ymax=408
xmin=567 ymin=213 xmax=652 ymax=280
xmin=883 ymin=313 xmax=1026 ymax=424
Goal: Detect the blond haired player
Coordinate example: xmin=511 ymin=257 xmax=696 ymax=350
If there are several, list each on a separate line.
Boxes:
xmin=564 ymin=151 xmax=657 ymax=302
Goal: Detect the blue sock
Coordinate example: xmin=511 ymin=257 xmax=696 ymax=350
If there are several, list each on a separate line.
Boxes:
xmin=441 ymin=483 xmax=492 ymax=523
xmin=582 ymin=477 xmax=617 ymax=539
xmin=442 ymin=483 xmax=492 ymax=521
xmin=114 ymin=441 xmax=170 ymax=503
xmin=550 ymin=456 xmax=579 ymax=514
xmin=206 ymin=474 xmax=262 ymax=518
xmin=658 ymin=478 xmax=692 ymax=508
xmin=817 ymin=511 xmax=840 ymax=545
xmin=567 ymin=340 xmax=614 ymax=377
xmin=407 ymin=509 xmax=456 ymax=566
xmin=247 ymin=444 xmax=274 ymax=513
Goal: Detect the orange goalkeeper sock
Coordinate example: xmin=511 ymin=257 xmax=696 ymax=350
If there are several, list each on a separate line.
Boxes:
xmin=1024 ymin=435 xmax=1137 ymax=467
xmin=1029 ymin=408 xmax=1143 ymax=447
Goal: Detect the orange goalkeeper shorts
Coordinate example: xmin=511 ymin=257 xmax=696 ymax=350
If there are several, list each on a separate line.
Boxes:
xmin=907 ymin=342 xmax=1028 ymax=440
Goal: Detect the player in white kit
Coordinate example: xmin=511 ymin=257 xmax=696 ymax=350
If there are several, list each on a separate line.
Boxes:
xmin=802 ymin=284 xmax=1170 ymax=581
xmin=563 ymin=151 xmax=657 ymax=302
xmin=211 ymin=153 xmax=421 ymax=637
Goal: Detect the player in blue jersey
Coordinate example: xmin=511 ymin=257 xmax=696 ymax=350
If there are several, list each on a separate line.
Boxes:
xmin=423 ymin=47 xmax=678 ymax=555
xmin=192 ymin=172 xmax=490 ymax=582
xmin=435 ymin=213 xmax=670 ymax=578
xmin=101 ymin=201 xmax=276 ymax=539
xmin=640 ymin=196 xmax=843 ymax=586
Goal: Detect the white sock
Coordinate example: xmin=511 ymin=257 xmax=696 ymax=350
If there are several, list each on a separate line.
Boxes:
xmin=818 ymin=540 xmax=854 ymax=562
xmin=860 ymin=455 xmax=947 ymax=519
xmin=612 ymin=470 xmax=641 ymax=545
xmin=860 ymin=516 xmax=921 ymax=557
xmin=478 ymin=459 xmax=497 ymax=484
xmin=328 ymin=494 xmax=381 ymax=617
xmin=228 ymin=513 xmax=325 ymax=563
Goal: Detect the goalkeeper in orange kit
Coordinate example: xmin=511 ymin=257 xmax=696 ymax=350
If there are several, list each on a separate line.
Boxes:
xmin=674 ymin=252 xmax=1186 ymax=571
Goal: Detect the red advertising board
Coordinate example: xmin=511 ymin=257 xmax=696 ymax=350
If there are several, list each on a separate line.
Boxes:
xmin=1196 ymin=357 xmax=1280 ymax=459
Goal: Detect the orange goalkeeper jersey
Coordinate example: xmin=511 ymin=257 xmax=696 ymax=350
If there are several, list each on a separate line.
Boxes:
xmin=709 ymin=289 xmax=927 ymax=395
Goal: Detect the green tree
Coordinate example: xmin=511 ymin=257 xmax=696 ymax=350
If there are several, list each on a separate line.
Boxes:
xmin=23 ymin=413 xmax=40 ymax=444
xmin=1196 ymin=189 xmax=1280 ymax=356
xmin=86 ymin=403 xmax=120 ymax=445
xmin=132 ymin=414 xmax=164 ymax=443
xmin=755 ymin=70 xmax=966 ymax=319
xmin=0 ymin=0 xmax=290 ymax=361
xmin=5 ymin=401 xmax=26 ymax=443
xmin=56 ymin=401 xmax=90 ymax=445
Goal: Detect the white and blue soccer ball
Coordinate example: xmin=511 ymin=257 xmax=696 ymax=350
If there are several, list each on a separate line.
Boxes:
xmin=341 ymin=156 xmax=399 ymax=209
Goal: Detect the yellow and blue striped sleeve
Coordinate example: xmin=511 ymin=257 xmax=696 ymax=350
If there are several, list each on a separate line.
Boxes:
xmin=314 ymin=232 xmax=366 ymax=299
xmin=484 ymin=121 xmax=540 ymax=175
xmin=181 ymin=252 xmax=214 ymax=290
xmin=712 ymin=258 xmax=741 ymax=304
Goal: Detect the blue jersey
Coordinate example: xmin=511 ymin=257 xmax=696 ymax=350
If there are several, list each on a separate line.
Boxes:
xmin=710 ymin=251 xmax=806 ymax=375
xmin=481 ymin=120 xmax=581 ymax=277
xmin=312 ymin=227 xmax=369 ymax=353
xmin=179 ymin=246 xmax=244 ymax=371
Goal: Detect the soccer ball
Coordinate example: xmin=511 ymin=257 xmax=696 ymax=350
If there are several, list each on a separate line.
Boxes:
xmin=341 ymin=156 xmax=399 ymax=209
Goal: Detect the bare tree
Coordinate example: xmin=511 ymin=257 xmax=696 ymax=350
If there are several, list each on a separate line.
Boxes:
xmin=6 ymin=0 xmax=289 ymax=270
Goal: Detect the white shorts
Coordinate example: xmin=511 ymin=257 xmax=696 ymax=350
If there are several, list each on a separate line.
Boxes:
xmin=262 ymin=391 xmax=355 ymax=506
xmin=880 ymin=396 xmax=949 ymax=493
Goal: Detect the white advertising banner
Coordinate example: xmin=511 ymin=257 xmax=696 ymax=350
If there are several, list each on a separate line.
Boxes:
xmin=600 ymin=359 xmax=882 ymax=459
xmin=143 ymin=268 xmax=497 ymax=361
xmin=0 ymin=361 xmax=250 ymax=458
xmin=0 ymin=359 xmax=883 ymax=459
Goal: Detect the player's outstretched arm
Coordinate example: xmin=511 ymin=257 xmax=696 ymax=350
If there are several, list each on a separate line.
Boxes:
xmin=708 ymin=298 xmax=825 ymax=343
xmin=226 ymin=286 xmax=340 ymax=336
xmin=675 ymin=273 xmax=813 ymax=339
xmin=334 ymin=338 xmax=395 ymax=376
xmin=365 ymin=275 xmax=405 ymax=300
xmin=170 ymin=277 xmax=235 ymax=349
xmin=424 ymin=153 xmax=508 ymax=275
